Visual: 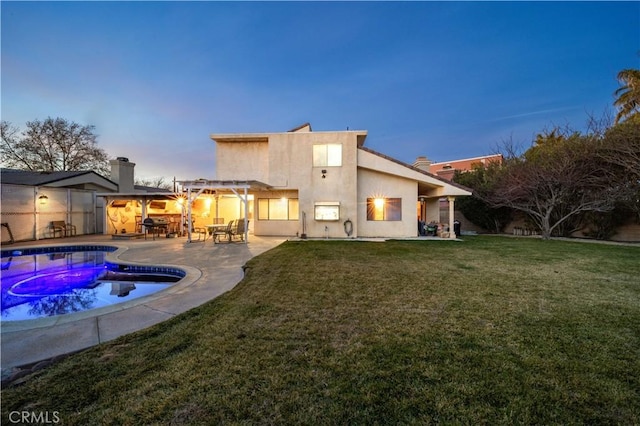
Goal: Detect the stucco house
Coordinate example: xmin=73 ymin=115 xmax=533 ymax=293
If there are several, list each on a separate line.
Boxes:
xmin=180 ymin=123 xmax=471 ymax=241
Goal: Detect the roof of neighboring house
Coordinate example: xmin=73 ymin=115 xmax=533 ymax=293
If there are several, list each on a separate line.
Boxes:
xmin=1 ymin=168 xmax=170 ymax=194
xmin=0 ymin=168 xmax=115 ymax=186
xmin=133 ymin=184 xmax=173 ymax=193
xmin=429 ymin=154 xmax=503 ymax=173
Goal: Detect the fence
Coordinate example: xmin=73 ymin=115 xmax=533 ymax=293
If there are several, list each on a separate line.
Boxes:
xmin=1 ymin=184 xmax=97 ymax=243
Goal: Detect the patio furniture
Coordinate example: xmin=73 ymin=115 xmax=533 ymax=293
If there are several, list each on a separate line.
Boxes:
xmin=425 ymin=222 xmax=438 ymax=236
xmin=2 ymin=222 xmax=15 ymax=244
xmin=214 ymin=220 xmax=235 ymax=244
xmin=49 ymin=221 xmax=76 ymax=238
xmin=229 ymin=219 xmax=249 ymax=242
xmin=206 ymin=223 xmax=228 ymax=242
xmin=191 ymin=225 xmax=207 ymax=241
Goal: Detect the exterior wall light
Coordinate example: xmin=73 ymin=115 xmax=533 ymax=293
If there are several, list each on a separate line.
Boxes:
xmin=321 ymin=169 xmax=327 ymax=179
xmin=38 ymin=194 xmax=49 ymax=205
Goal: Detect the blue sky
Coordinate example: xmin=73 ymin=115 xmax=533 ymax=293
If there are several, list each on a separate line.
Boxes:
xmin=2 ymin=1 xmax=638 ymax=181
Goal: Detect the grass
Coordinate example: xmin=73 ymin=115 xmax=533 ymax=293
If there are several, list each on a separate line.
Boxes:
xmin=2 ymin=236 xmax=639 ymax=424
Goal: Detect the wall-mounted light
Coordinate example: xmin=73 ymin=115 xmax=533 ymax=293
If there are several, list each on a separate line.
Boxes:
xmin=321 ymin=169 xmax=327 ymax=179
xmin=38 ymin=194 xmax=49 ymax=205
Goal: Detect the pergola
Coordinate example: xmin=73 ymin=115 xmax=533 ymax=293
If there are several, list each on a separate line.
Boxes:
xmin=178 ymin=179 xmax=272 ymax=243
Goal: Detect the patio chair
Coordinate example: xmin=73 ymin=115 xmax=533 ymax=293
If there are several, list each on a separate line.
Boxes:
xmin=229 ymin=219 xmax=250 ymax=242
xmin=214 ymin=220 xmax=235 ymax=244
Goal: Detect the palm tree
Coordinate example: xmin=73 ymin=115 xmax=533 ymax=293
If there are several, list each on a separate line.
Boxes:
xmin=614 ymin=68 xmax=640 ymax=124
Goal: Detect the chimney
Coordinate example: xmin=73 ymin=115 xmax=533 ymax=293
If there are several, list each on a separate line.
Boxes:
xmin=110 ymin=157 xmax=136 ymax=193
xmin=413 ymin=156 xmax=432 ymax=171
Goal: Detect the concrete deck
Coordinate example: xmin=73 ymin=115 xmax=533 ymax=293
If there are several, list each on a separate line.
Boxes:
xmin=1 ymin=234 xmax=285 ymax=376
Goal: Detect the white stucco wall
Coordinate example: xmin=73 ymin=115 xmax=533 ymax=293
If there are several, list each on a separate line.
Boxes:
xmin=215 ymin=140 xmax=269 ymax=182
xmin=267 ymin=132 xmax=360 ymax=239
xmin=213 ymin=131 xmax=363 ymax=238
xmin=357 ymin=168 xmax=419 ymax=238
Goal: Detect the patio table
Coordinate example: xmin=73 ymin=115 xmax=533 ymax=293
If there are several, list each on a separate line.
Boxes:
xmin=205 ymin=224 xmax=228 ymax=242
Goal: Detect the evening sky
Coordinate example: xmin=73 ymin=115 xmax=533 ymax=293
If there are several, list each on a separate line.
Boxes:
xmin=2 ymin=1 xmax=638 ymax=180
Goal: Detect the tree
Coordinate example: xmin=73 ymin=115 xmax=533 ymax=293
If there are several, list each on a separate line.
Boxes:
xmin=0 ymin=117 xmax=110 ymax=175
xmin=598 ymin=115 xmax=640 ymax=221
xmin=135 ymin=177 xmax=173 ymax=191
xmin=487 ymin=130 xmax=620 ymax=239
xmin=613 ymin=68 xmax=640 ymax=124
xmin=453 ymin=162 xmax=512 ymax=233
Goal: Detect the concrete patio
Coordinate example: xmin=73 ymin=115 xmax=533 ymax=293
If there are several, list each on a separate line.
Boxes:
xmin=1 ymin=233 xmax=285 ymax=379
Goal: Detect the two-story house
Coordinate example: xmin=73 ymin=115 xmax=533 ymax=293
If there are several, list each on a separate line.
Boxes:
xmin=180 ymin=123 xmax=471 ymax=241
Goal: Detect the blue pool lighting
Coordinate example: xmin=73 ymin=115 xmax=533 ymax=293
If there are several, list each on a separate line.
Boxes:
xmin=1 ymin=246 xmax=184 ymax=321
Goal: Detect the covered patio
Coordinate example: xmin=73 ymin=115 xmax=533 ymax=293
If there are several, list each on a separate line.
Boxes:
xmin=178 ymin=179 xmax=272 ymax=243
xmin=416 ymin=180 xmax=461 ymax=239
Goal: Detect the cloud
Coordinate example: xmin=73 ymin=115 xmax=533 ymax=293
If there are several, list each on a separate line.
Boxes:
xmin=490 ymin=106 xmax=582 ymax=122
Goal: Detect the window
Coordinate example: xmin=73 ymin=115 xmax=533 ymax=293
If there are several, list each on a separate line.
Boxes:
xmin=314 ymin=202 xmax=340 ymax=221
xmin=258 ymin=198 xmax=299 ymax=220
xmin=367 ymin=198 xmax=402 ymax=221
xmin=313 ymin=144 xmax=342 ymax=167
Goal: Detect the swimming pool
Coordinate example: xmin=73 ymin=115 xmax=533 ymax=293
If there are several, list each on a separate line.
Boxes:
xmin=1 ymin=245 xmax=185 ymax=321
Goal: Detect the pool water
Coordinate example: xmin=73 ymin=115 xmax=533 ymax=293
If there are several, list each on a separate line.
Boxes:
xmin=1 ymin=247 xmax=184 ymax=321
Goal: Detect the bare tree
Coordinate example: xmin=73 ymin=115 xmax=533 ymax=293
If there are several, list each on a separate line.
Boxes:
xmin=1 ymin=117 xmax=110 ymax=175
xmin=488 ymin=130 xmax=620 ymax=239
xmin=135 ymin=177 xmax=173 ymax=190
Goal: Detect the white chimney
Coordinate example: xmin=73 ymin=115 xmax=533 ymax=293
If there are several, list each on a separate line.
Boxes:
xmin=413 ymin=156 xmax=432 ymax=171
xmin=110 ymin=157 xmax=135 ymax=193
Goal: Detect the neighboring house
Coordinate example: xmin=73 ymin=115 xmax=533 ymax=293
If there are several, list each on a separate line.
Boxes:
xmin=413 ymin=154 xmax=503 ymax=181
xmin=180 ymin=123 xmax=471 ymax=240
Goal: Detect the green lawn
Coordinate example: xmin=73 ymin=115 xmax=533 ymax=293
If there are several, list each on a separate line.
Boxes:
xmin=2 ymin=237 xmax=639 ymax=424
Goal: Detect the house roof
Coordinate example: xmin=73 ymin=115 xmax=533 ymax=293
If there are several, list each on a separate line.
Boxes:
xmin=133 ymin=185 xmax=173 ymax=193
xmin=2 ymin=169 xmax=92 ymax=185
xmin=429 ymin=154 xmax=503 ymax=172
xmin=288 ymin=122 xmax=312 ymax=132
xmin=0 ymin=168 xmax=117 ymax=188
xmin=210 ymin=125 xmax=368 ymax=146
xmin=357 ymin=146 xmax=473 ymax=194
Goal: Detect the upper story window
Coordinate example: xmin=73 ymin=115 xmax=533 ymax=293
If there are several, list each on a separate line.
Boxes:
xmin=313 ymin=144 xmax=342 ymax=167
